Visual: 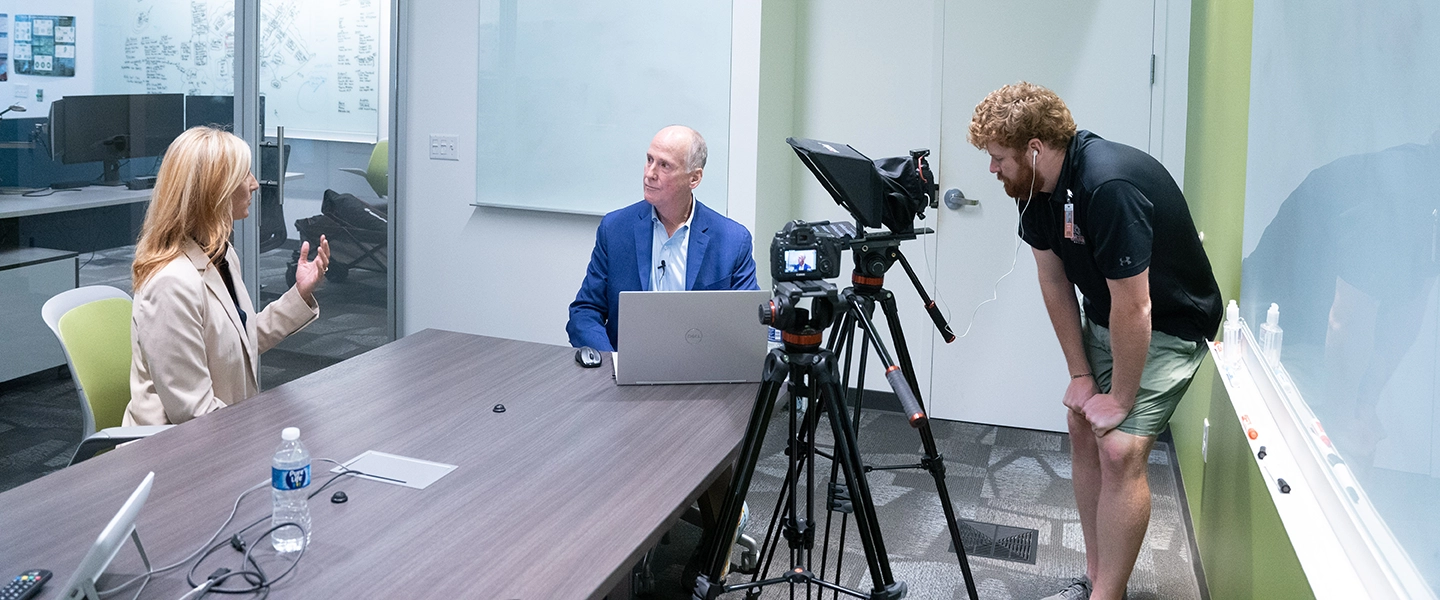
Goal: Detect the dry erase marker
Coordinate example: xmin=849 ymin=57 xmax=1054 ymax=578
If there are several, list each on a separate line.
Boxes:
xmin=1241 ymin=414 xmax=1259 ymax=440
xmin=1326 ymin=453 xmax=1361 ymax=503
xmin=1257 ymin=456 xmax=1290 ymax=494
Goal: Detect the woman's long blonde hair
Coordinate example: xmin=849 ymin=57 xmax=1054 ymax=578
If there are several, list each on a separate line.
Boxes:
xmin=132 ymin=127 xmax=252 ymax=291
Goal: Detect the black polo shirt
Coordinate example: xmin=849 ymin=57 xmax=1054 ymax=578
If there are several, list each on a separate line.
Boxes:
xmin=1020 ymin=130 xmax=1222 ymax=342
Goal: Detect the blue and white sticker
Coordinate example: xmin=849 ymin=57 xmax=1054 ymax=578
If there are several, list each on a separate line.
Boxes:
xmin=272 ymin=465 xmax=311 ymax=491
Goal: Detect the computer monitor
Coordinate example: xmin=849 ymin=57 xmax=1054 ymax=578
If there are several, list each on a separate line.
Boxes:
xmin=185 ymin=95 xmax=234 ymax=130
xmin=48 ymin=94 xmax=185 ymax=185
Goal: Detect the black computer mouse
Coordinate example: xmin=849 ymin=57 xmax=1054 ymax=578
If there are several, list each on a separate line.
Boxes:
xmin=575 ymin=346 xmax=602 ymax=368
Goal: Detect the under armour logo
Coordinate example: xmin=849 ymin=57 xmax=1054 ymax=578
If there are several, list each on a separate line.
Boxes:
xmin=1119 ymin=256 xmax=1132 ymax=266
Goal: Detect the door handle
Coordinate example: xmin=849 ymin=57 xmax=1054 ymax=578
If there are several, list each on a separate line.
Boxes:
xmin=944 ymin=188 xmax=979 ymax=209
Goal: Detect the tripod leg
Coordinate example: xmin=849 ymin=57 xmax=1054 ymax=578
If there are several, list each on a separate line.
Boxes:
xmin=694 ymin=350 xmax=790 ymax=597
xmin=878 ymin=294 xmax=981 ymax=600
xmin=813 ymin=352 xmax=900 ymax=595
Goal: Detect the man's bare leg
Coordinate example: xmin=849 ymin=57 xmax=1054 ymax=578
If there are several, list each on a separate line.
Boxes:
xmin=1068 ymin=409 xmax=1103 ymax=582
xmin=1090 ymin=430 xmax=1155 ymax=600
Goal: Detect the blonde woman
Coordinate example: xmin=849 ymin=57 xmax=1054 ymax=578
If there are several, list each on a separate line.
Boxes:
xmin=124 ymin=127 xmax=330 ymax=426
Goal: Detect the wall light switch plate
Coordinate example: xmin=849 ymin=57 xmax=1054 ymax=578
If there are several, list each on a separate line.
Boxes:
xmin=429 ymin=134 xmax=459 ymax=161
xmin=15 ymin=84 xmax=31 ymax=101
xmin=1202 ymin=418 xmax=1210 ymax=463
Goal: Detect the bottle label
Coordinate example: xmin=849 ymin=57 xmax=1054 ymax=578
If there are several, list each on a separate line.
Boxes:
xmin=272 ymin=465 xmax=311 ymax=491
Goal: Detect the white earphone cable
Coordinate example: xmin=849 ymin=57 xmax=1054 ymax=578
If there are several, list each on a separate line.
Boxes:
xmin=949 ymin=150 xmax=1038 ymax=339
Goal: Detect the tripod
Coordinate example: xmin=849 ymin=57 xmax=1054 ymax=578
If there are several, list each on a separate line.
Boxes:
xmin=692 ymin=233 xmax=982 ymax=600
xmin=693 ymin=279 xmax=938 ymax=600
xmin=826 ymin=236 xmax=980 ymax=600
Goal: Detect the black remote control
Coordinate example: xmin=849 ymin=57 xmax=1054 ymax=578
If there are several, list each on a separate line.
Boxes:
xmin=1 ymin=570 xmax=50 ymax=600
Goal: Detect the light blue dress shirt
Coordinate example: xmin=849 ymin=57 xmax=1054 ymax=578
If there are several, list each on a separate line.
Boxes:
xmin=650 ymin=197 xmax=695 ymax=291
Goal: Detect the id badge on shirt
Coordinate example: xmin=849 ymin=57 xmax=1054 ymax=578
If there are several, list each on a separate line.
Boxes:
xmin=1063 ymin=190 xmax=1085 ymax=244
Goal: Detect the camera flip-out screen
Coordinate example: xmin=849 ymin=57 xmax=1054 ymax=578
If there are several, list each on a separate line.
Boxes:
xmin=783 ymin=249 xmax=817 ymax=274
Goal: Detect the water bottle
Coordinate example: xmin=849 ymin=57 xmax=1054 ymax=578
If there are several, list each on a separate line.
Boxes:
xmin=1222 ymin=300 xmax=1242 ymax=365
xmin=1259 ymin=303 xmax=1284 ymax=366
xmin=271 ymin=427 xmax=312 ymax=553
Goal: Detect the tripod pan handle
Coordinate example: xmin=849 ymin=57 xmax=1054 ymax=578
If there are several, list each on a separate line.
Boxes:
xmin=885 ymin=367 xmax=928 ymax=428
xmin=926 ymin=301 xmax=957 ymax=343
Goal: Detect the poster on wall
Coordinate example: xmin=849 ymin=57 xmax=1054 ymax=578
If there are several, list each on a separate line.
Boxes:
xmin=0 ymin=13 xmax=8 ymax=82
xmin=14 ymin=15 xmax=76 ymax=77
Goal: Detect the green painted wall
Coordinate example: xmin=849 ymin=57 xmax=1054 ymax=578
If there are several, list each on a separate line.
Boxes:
xmin=752 ymin=0 xmax=802 ymax=290
xmin=1168 ymin=1 xmax=1315 ymax=598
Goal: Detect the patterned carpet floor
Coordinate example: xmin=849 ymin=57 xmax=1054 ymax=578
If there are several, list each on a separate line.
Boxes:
xmin=642 ymin=404 xmax=1204 ymax=600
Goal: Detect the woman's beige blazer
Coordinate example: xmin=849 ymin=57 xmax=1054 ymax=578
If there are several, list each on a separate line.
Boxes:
xmin=124 ymin=241 xmax=318 ymax=426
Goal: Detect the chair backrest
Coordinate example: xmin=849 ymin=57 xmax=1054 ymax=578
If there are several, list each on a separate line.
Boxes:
xmin=41 ymin=285 xmax=129 ymax=338
xmin=365 ymin=140 xmax=389 ymax=199
xmin=258 ymin=143 xmax=293 ymax=254
xmin=42 ymin=286 xmax=133 ymax=435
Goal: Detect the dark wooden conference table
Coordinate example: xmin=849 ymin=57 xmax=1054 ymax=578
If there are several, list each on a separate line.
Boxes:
xmin=0 ymin=329 xmax=758 ymax=599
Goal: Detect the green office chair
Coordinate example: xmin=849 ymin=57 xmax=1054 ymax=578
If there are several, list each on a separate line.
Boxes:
xmin=339 ymin=139 xmax=389 ymax=199
xmin=41 ymin=286 xmax=171 ymax=465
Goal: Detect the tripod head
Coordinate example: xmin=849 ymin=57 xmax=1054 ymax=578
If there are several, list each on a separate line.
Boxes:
xmin=759 ymin=280 xmax=839 ymax=350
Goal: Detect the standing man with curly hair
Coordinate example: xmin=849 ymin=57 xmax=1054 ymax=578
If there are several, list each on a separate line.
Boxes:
xmin=968 ymin=82 xmax=1222 ymax=600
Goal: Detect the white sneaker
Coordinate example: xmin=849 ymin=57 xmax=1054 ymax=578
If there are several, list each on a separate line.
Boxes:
xmin=1040 ymin=577 xmax=1091 ymax=600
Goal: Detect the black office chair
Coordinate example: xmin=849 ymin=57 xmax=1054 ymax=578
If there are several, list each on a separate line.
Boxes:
xmin=257 ymin=142 xmax=291 ymax=254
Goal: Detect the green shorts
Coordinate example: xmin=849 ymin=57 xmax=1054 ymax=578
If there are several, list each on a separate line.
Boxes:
xmin=1081 ymin=316 xmax=1208 ymax=438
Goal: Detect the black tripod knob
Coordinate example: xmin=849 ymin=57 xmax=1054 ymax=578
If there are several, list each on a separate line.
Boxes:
xmin=759 ymin=301 xmax=777 ymax=326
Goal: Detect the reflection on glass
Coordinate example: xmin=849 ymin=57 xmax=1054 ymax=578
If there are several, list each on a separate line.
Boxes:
xmin=1243 ymin=132 xmax=1440 ymax=591
xmin=255 ymin=138 xmax=390 ymax=389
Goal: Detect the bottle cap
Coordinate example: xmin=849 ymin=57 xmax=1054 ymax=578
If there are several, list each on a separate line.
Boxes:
xmin=282 ymin=427 xmax=300 ymax=441
xmin=1226 ymin=299 xmax=1239 ymax=323
xmin=1266 ymin=303 xmax=1280 ymax=327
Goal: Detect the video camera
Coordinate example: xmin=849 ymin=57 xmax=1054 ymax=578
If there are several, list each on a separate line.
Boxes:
xmin=771 ymin=220 xmax=856 ymax=283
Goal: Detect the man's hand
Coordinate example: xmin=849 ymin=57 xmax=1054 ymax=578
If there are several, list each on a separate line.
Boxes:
xmin=1083 ymin=392 xmax=1132 ymax=436
xmin=1062 ymin=375 xmax=1099 ymax=414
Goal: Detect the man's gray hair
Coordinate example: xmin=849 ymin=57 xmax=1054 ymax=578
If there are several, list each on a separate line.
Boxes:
xmin=684 ymin=128 xmax=708 ymax=172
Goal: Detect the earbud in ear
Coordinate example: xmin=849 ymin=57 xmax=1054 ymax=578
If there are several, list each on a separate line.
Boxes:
xmin=1031 ymin=150 xmax=1038 ymax=165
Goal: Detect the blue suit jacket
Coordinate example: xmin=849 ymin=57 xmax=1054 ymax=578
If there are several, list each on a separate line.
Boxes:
xmin=567 ymin=200 xmax=760 ymax=351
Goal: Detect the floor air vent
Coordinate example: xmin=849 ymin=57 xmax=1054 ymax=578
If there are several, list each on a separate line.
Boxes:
xmin=949 ymin=519 xmax=1039 ymax=564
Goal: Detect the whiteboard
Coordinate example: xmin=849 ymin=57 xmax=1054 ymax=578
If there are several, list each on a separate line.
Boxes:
xmin=1240 ymin=0 xmax=1440 ymax=595
xmin=92 ymin=0 xmax=382 ymax=142
xmin=472 ymin=0 xmax=732 ymax=215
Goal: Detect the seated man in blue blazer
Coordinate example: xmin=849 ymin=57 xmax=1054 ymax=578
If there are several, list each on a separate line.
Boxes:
xmin=567 ymin=125 xmax=760 ymax=351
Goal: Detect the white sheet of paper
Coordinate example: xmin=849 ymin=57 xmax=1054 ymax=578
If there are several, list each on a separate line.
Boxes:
xmin=13 ymin=43 xmax=30 ymax=61
xmin=34 ymin=55 xmax=50 ymax=72
xmin=55 ymin=25 xmax=74 ymax=43
xmin=54 ymin=44 xmax=74 ymax=58
xmin=14 ymin=22 xmax=30 ymax=43
xmin=332 ymin=450 xmax=457 ymax=490
xmin=32 ymin=19 xmax=52 ymax=37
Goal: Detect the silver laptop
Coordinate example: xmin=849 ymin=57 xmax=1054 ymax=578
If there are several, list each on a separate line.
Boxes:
xmin=613 ymin=290 xmax=771 ymax=385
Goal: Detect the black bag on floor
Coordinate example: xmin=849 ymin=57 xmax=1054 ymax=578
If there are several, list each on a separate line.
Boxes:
xmin=288 ymin=190 xmax=388 ymax=284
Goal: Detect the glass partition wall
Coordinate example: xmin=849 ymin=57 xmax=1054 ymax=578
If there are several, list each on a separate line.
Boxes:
xmin=237 ymin=0 xmax=396 ymax=388
xmin=8 ymin=0 xmax=397 ymax=388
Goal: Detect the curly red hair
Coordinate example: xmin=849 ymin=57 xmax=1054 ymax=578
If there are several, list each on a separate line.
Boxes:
xmin=968 ymin=82 xmax=1076 ymax=153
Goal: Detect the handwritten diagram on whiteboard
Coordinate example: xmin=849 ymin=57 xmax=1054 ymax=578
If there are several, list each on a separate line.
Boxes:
xmin=94 ymin=0 xmax=380 ymax=142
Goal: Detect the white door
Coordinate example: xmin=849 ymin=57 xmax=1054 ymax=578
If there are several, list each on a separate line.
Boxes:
xmin=927 ymin=0 xmax=1159 ymax=431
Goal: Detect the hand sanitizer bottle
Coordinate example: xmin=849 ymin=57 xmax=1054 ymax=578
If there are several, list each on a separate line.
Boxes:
xmin=1223 ymin=300 xmax=1242 ymax=365
xmin=1259 ymin=303 xmax=1283 ymax=365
